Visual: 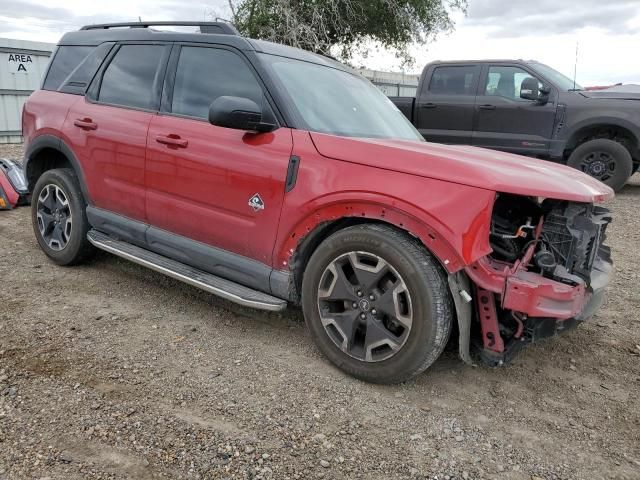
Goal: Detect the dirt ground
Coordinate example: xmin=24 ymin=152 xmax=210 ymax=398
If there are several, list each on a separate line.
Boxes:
xmin=0 ymin=143 xmax=638 ymax=480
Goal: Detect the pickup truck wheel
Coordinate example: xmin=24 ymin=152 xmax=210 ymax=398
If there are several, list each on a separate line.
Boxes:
xmin=301 ymin=224 xmax=453 ymax=384
xmin=567 ymin=138 xmax=632 ymax=191
xmin=31 ymin=168 xmax=95 ymax=266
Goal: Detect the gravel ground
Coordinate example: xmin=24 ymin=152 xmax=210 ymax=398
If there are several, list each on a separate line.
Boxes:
xmin=0 ymin=143 xmax=638 ymax=480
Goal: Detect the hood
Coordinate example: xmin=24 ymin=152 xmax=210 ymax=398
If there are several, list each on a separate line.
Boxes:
xmin=580 ymin=90 xmax=640 ymax=101
xmin=309 ymin=133 xmax=614 ymax=203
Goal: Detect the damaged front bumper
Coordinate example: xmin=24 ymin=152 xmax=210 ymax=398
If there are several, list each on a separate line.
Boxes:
xmin=467 ymin=246 xmax=613 ymax=322
xmin=460 ymin=208 xmax=613 ymax=366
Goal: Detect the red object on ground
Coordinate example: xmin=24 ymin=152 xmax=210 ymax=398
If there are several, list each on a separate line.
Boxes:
xmin=0 ymin=169 xmax=19 ymax=210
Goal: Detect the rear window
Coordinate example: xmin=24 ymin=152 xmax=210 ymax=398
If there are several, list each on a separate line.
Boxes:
xmin=43 ymin=46 xmax=93 ymax=91
xmin=428 ymin=66 xmax=478 ymax=95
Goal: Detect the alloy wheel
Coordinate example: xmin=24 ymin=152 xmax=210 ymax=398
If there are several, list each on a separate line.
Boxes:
xmin=36 ymin=184 xmax=72 ymax=251
xmin=316 ymin=251 xmax=413 ymax=362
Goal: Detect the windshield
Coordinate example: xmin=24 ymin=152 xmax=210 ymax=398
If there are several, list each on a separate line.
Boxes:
xmin=530 ymin=62 xmax=583 ymax=91
xmin=260 ymin=54 xmax=424 ymax=141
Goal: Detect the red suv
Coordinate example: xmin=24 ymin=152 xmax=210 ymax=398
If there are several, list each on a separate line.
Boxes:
xmin=22 ymin=21 xmax=614 ymax=383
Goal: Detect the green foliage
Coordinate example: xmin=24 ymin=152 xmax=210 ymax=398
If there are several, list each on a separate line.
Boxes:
xmin=230 ymin=0 xmax=466 ymax=65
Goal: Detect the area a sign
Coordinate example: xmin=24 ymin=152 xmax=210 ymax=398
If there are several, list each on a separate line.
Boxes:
xmin=7 ymin=53 xmax=33 ymax=74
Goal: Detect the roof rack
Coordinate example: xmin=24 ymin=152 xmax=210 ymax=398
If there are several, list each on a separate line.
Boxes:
xmin=80 ymin=21 xmax=240 ymax=36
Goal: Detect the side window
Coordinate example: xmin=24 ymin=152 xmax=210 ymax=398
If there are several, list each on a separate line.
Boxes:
xmin=428 ymin=66 xmax=478 ymax=95
xmin=98 ymin=45 xmax=165 ymax=110
xmin=171 ymin=46 xmax=264 ymax=119
xmin=59 ymin=43 xmax=114 ymax=95
xmin=484 ymin=66 xmax=542 ymax=100
xmin=43 ymin=46 xmax=93 ymax=91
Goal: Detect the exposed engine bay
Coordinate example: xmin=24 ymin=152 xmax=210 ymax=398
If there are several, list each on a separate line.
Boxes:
xmin=468 ymin=193 xmax=613 ymax=366
xmin=489 ymin=193 xmax=612 ymax=286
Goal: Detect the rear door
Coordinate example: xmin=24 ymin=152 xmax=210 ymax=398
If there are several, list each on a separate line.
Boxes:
xmin=472 ymin=64 xmax=557 ymax=155
xmin=66 ymin=43 xmax=170 ymax=223
xmin=145 ymin=44 xmax=293 ymax=265
xmin=415 ymin=64 xmax=480 ymax=144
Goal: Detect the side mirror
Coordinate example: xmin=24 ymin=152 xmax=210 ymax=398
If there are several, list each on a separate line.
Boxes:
xmin=208 ymin=96 xmax=275 ymax=133
xmin=520 ymin=77 xmax=540 ymax=101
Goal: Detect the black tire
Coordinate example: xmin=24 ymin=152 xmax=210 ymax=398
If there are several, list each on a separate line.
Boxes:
xmin=301 ymin=224 xmax=453 ymax=384
xmin=567 ymin=138 xmax=633 ymax=191
xmin=31 ymin=168 xmax=95 ymax=266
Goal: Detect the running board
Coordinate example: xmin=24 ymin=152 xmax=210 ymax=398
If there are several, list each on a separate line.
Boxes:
xmin=87 ymin=229 xmax=287 ymax=312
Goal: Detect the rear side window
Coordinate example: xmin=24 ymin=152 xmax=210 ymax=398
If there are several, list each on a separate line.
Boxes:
xmin=59 ymin=43 xmax=114 ymax=95
xmin=43 ymin=46 xmax=93 ymax=91
xmin=429 ymin=66 xmax=478 ymax=95
xmin=98 ymin=45 xmax=165 ymax=110
xmin=171 ymin=46 xmax=263 ymax=119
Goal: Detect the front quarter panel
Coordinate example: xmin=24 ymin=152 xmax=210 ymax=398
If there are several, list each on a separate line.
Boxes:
xmin=275 ymin=131 xmax=496 ymax=273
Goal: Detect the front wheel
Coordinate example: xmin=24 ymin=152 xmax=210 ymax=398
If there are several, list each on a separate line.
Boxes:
xmin=567 ymin=138 xmax=633 ymax=191
xmin=301 ymin=224 xmax=453 ymax=384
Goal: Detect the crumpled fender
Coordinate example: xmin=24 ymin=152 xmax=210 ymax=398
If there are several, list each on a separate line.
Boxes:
xmin=275 ymin=130 xmax=497 ymax=274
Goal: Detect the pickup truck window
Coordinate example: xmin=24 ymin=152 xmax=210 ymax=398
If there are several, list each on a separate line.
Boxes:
xmin=262 ymin=54 xmax=423 ymax=141
xmin=171 ymin=47 xmax=264 ymax=120
xmin=429 ymin=66 xmax=478 ymax=95
xmin=484 ymin=66 xmax=540 ymax=100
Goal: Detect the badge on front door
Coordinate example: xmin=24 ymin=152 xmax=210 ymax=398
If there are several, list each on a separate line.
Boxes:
xmin=248 ymin=193 xmax=265 ymax=212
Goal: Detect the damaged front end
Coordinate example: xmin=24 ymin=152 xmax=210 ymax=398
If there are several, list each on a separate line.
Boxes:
xmin=464 ymin=194 xmax=613 ymax=366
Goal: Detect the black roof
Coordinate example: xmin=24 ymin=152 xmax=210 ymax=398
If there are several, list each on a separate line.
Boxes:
xmin=59 ymin=25 xmax=251 ymax=50
xmin=59 ymin=21 xmax=349 ymax=72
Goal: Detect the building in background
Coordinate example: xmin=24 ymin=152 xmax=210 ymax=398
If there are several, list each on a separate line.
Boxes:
xmin=0 ymin=38 xmax=54 ymax=143
xmin=359 ymin=69 xmax=420 ymax=97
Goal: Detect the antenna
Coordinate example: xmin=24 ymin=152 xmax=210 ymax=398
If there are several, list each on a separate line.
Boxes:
xmin=573 ymin=41 xmax=579 ymax=90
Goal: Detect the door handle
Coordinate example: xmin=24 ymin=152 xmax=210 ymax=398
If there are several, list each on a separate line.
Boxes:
xmin=421 ymin=103 xmax=437 ymax=109
xmin=155 ymin=134 xmax=188 ymax=148
xmin=73 ymin=118 xmax=98 ymax=130
xmin=478 ymin=104 xmax=496 ymax=110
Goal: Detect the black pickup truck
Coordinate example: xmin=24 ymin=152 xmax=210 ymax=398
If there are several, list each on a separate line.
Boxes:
xmin=390 ymin=60 xmax=640 ymax=191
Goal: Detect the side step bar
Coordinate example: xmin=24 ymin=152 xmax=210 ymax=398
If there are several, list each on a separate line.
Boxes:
xmin=87 ymin=229 xmax=287 ymax=312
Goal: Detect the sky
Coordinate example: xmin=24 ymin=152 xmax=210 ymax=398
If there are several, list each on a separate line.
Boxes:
xmin=1 ymin=0 xmax=639 ymax=86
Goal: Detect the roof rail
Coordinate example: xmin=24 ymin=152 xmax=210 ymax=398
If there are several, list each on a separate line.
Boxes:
xmin=80 ymin=21 xmax=240 ymax=36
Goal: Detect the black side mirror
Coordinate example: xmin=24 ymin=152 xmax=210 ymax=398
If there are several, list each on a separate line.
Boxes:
xmin=520 ymin=77 xmax=540 ymax=101
xmin=208 ymin=96 xmax=275 ymax=133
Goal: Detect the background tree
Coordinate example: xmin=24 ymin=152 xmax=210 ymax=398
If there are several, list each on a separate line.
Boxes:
xmin=227 ymin=0 xmax=466 ymax=66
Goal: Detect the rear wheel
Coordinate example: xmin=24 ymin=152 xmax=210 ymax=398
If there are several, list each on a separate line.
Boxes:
xmin=31 ymin=168 xmax=95 ymax=265
xmin=567 ymin=138 xmax=632 ymax=191
xmin=301 ymin=224 xmax=453 ymax=384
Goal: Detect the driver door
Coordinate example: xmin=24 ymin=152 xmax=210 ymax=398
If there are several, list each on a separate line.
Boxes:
xmin=145 ymin=44 xmax=293 ymax=265
xmin=472 ymin=64 xmax=557 ymax=155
